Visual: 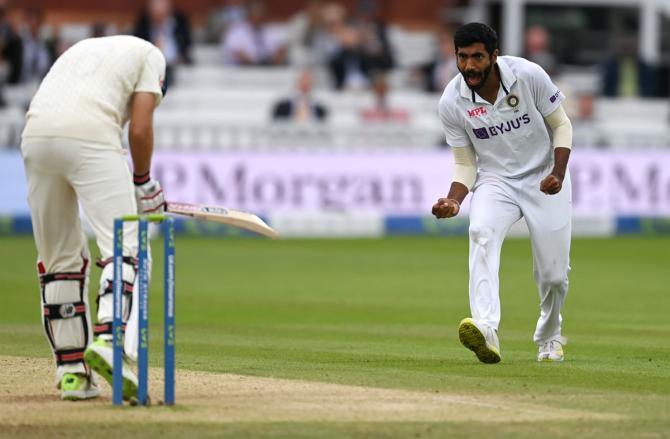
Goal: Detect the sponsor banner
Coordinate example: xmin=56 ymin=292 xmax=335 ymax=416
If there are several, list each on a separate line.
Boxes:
xmin=153 ymin=149 xmax=670 ymax=217
xmin=0 ymin=151 xmax=28 ymax=215
xmin=0 ymin=214 xmax=663 ymax=237
xmin=2 ymin=149 xmax=670 ymax=217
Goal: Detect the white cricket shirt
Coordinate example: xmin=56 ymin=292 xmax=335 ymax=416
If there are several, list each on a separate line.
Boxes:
xmin=22 ymin=35 xmax=166 ymax=148
xmin=438 ymin=56 xmax=565 ymax=178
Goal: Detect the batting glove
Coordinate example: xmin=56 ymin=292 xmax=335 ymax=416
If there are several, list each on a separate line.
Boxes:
xmin=134 ymin=172 xmax=166 ymax=214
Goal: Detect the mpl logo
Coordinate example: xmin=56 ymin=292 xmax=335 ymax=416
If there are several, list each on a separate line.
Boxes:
xmin=467 ymin=106 xmax=487 ymax=118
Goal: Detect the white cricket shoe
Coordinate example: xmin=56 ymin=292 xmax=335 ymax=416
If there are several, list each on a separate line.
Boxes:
xmin=458 ymin=318 xmax=501 ymax=364
xmin=84 ymin=337 xmax=138 ymax=400
xmin=537 ymin=338 xmax=566 ymax=362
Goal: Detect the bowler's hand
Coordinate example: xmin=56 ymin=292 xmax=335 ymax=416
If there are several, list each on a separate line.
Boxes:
xmin=540 ymin=174 xmax=563 ymax=195
xmin=432 ymin=198 xmax=460 ymax=219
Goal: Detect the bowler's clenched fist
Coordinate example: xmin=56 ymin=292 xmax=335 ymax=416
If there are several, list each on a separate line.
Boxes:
xmin=432 ymin=198 xmax=460 ymax=219
xmin=540 ymin=174 xmax=563 ymax=195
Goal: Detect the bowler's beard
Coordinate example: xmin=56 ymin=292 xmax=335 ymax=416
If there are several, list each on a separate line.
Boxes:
xmin=460 ymin=63 xmax=493 ymax=92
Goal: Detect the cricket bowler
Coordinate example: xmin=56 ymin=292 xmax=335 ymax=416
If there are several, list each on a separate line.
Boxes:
xmin=432 ymin=23 xmax=573 ymax=363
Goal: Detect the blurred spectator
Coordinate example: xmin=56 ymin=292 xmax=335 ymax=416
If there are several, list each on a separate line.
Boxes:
xmin=326 ymin=1 xmax=393 ymax=91
xmin=16 ymin=8 xmax=54 ymax=84
xmin=221 ymin=0 xmax=287 ymax=66
xmin=134 ymin=0 xmax=192 ymax=83
xmin=416 ymin=28 xmax=458 ymax=93
xmin=360 ymin=71 xmax=409 ymax=123
xmin=0 ymin=1 xmax=22 ymax=99
xmin=328 ymin=22 xmax=371 ymax=90
xmin=272 ymin=69 xmax=328 ymax=122
xmin=91 ymin=21 xmax=109 ymax=38
xmin=286 ymin=0 xmax=329 ymax=66
xmin=354 ymin=0 xmax=394 ymax=73
xmin=602 ymin=36 xmax=657 ymax=97
xmin=571 ymin=92 xmax=610 ymax=148
xmin=204 ymin=0 xmax=247 ymax=45
xmin=524 ymin=25 xmax=556 ymax=76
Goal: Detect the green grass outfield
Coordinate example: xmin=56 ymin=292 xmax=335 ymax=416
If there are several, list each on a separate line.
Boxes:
xmin=1 ymin=235 xmax=669 ymax=438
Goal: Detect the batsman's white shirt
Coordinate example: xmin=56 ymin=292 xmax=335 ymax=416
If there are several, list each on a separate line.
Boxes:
xmin=23 ymin=35 xmax=166 ymax=148
xmin=438 ymin=55 xmax=564 ymax=178
xmin=437 ymin=56 xmax=571 ymax=346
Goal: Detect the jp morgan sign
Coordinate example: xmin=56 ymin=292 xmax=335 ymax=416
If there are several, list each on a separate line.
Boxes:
xmin=146 ymin=150 xmax=670 ymax=217
xmin=0 ymin=150 xmax=670 ymax=217
xmin=472 ymin=114 xmax=531 ymax=139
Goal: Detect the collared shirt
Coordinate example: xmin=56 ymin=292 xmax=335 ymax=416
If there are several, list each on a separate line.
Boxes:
xmin=23 ymin=36 xmax=166 ymax=148
xmin=438 ymin=55 xmax=565 ymax=178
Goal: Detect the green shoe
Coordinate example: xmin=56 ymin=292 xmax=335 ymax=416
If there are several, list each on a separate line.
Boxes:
xmin=60 ymin=373 xmax=100 ymax=401
xmin=84 ymin=338 xmax=138 ymax=401
xmin=458 ymin=318 xmax=502 ymax=364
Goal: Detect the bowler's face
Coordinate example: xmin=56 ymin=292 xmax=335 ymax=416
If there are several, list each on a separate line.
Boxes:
xmin=456 ymin=43 xmax=497 ymax=91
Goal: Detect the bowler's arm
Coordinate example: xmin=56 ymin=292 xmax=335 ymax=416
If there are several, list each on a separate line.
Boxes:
xmin=432 ymin=145 xmax=476 ymax=219
xmin=540 ymin=104 xmax=572 ymax=195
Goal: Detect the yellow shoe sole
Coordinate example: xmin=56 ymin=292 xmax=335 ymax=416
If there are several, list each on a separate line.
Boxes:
xmin=458 ymin=318 xmax=501 ymax=364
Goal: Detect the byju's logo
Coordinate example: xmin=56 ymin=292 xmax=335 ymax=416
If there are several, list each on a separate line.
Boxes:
xmin=472 ymin=114 xmax=531 ymax=140
xmin=473 ymin=128 xmax=489 ymax=139
xmin=549 ymin=90 xmax=561 ymax=103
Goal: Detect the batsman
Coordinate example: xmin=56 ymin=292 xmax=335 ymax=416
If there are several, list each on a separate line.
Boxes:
xmin=433 ymin=23 xmax=573 ymax=364
xmin=21 ymin=35 xmax=168 ymax=400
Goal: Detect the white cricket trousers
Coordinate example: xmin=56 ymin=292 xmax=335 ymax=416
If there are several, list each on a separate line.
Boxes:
xmin=468 ymin=168 xmax=572 ymax=345
xmin=21 ymin=137 xmax=141 ymax=381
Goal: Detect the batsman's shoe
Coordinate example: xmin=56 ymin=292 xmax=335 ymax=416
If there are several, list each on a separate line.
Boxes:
xmin=537 ymin=338 xmax=566 ymax=362
xmin=60 ymin=373 xmax=100 ymax=401
xmin=458 ymin=318 xmax=501 ymax=364
xmin=84 ymin=338 xmax=138 ymax=400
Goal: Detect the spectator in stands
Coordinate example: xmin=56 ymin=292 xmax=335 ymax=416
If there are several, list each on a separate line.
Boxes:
xmin=416 ymin=28 xmax=458 ymax=93
xmin=0 ymin=1 xmax=19 ymax=104
xmin=360 ymin=71 xmax=409 ymax=123
xmin=221 ymin=0 xmax=287 ymax=66
xmin=524 ymin=25 xmax=556 ymax=76
xmin=327 ymin=20 xmax=371 ymax=90
xmin=91 ymin=21 xmax=109 ymax=38
xmin=204 ymin=0 xmax=247 ymax=45
xmin=354 ymin=0 xmax=394 ymax=74
xmin=16 ymin=8 xmax=54 ymax=84
xmin=286 ymin=0 xmax=329 ymax=66
xmin=601 ymin=36 xmax=657 ymax=97
xmin=134 ymin=0 xmax=192 ymax=83
xmin=272 ymin=68 xmax=328 ymax=123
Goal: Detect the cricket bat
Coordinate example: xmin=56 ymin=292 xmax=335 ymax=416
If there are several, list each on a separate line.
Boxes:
xmin=165 ymin=201 xmax=279 ymax=239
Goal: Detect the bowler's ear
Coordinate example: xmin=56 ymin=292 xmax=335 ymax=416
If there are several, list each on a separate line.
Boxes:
xmin=491 ymin=48 xmax=500 ymax=63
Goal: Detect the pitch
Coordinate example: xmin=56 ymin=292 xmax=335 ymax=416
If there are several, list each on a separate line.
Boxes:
xmin=1 ymin=235 xmax=668 ymax=438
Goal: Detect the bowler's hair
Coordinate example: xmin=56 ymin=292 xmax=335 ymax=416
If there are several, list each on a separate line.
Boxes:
xmin=454 ymin=23 xmax=498 ymax=55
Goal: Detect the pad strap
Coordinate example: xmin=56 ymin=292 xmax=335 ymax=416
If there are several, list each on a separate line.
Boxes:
xmin=43 ymin=302 xmax=87 ymax=319
xmin=96 ymin=256 xmax=138 ymax=269
xmin=55 ymin=347 xmax=86 ymax=366
xmin=40 ymin=272 xmax=86 ymax=286
xmin=94 ymin=322 xmax=127 ymax=336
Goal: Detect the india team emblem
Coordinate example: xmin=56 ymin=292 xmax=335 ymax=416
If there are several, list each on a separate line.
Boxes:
xmin=506 ymin=94 xmax=519 ymax=108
